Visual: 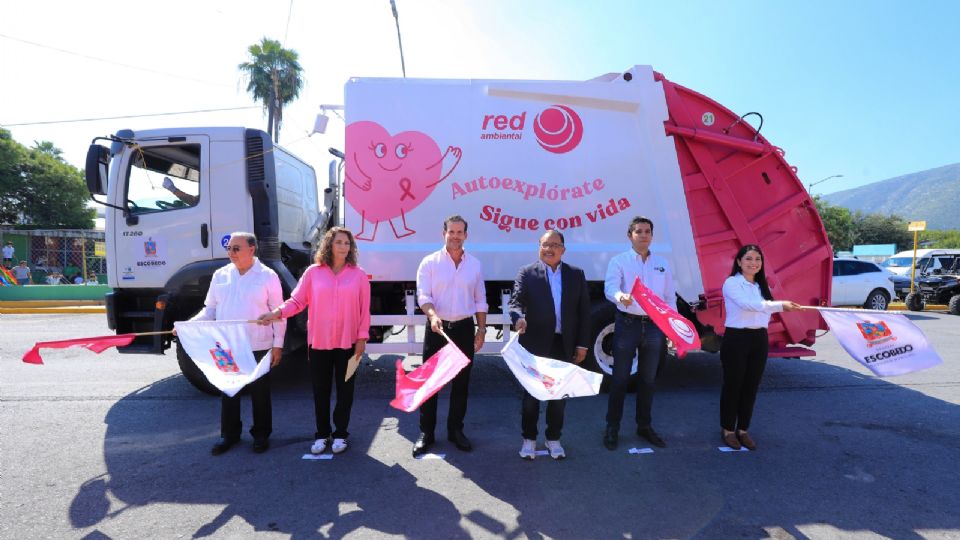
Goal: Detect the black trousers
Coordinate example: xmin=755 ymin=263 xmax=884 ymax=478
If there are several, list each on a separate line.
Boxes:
xmin=521 ymin=334 xmax=567 ymax=441
xmin=419 ymin=318 xmax=475 ymax=435
xmin=720 ymin=327 xmax=769 ymax=431
xmin=310 ymin=345 xmax=357 ymax=439
xmin=221 ymin=349 xmax=272 ymax=441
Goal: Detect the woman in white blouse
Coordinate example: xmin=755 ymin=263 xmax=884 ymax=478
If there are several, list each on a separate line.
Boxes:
xmin=720 ymin=244 xmax=801 ymax=450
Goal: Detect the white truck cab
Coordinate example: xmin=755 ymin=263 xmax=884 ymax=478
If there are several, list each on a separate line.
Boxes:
xmin=86 ymin=127 xmax=329 ymax=391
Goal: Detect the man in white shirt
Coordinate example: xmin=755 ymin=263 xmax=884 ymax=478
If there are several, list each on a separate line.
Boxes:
xmin=603 ymin=216 xmax=675 ymax=450
xmin=185 ymin=232 xmax=286 ymax=455
xmin=2 ymin=242 xmax=14 ymax=267
xmin=413 ymin=215 xmax=488 ymax=457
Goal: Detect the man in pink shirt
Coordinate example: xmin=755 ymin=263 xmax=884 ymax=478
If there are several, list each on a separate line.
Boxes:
xmin=413 ymin=215 xmax=488 ymax=457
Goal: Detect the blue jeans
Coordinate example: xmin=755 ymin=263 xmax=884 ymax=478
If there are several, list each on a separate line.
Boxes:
xmin=605 ymin=313 xmax=664 ymax=430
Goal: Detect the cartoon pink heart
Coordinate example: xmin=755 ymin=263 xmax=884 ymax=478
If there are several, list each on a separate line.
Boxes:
xmin=345 ymin=121 xmax=462 ymax=240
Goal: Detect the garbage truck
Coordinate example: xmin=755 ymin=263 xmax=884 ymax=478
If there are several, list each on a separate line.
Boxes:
xmin=85 ymin=65 xmax=832 ymax=393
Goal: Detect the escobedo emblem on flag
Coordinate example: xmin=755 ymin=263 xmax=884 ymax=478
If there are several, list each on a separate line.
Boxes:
xmin=523 ymin=363 xmax=557 ymax=391
xmin=210 ymin=341 xmax=239 ymax=373
xmin=856 ymin=321 xmax=895 ymax=347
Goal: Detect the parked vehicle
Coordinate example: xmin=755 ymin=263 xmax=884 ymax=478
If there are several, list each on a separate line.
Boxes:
xmin=881 ymin=249 xmax=960 ymax=276
xmin=890 ymin=274 xmax=917 ymax=301
xmin=831 ymin=258 xmax=895 ymax=310
xmin=86 ymin=65 xmax=833 ymax=393
xmin=905 ymin=256 xmax=960 ymax=314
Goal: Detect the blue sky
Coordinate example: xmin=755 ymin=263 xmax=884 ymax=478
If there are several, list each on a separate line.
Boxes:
xmin=2 ymin=0 xmax=957 ymax=196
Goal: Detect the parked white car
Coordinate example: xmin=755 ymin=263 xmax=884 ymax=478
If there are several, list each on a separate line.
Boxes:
xmin=881 ymin=249 xmax=960 ymax=276
xmin=832 ymin=258 xmax=896 ymax=310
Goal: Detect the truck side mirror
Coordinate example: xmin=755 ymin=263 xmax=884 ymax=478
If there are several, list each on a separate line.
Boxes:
xmin=85 ymin=144 xmax=109 ymax=195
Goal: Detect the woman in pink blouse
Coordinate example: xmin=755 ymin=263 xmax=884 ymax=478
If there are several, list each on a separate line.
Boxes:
xmin=259 ymin=227 xmax=370 ymax=455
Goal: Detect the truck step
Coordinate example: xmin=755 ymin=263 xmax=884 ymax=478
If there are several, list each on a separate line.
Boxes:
xmin=119 ymin=310 xmax=155 ymax=319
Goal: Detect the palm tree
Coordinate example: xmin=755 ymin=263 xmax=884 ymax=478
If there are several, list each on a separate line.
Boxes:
xmin=238 ymin=38 xmax=304 ymax=143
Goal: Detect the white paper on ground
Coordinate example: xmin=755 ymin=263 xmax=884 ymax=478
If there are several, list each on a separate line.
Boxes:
xmin=302 ymin=454 xmax=334 ymax=460
xmin=414 ymin=453 xmax=447 ymax=460
xmin=628 ymin=447 xmax=654 ymax=454
xmin=718 ymin=446 xmax=750 ymax=452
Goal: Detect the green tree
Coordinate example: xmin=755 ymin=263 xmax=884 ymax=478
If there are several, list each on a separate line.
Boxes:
xmin=0 ymin=129 xmax=94 ymax=228
xmin=922 ymin=229 xmax=960 ymax=249
xmin=238 ymin=37 xmax=304 ymax=143
xmin=852 ymin=211 xmax=912 ymax=251
xmin=814 ymin=196 xmax=855 ymax=252
xmin=32 ymin=140 xmax=64 ymax=161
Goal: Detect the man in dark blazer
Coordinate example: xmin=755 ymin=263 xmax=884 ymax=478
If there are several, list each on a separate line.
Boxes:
xmin=509 ymin=229 xmax=591 ymax=460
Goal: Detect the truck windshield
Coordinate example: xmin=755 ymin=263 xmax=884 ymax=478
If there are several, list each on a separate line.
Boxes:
xmin=883 ymin=256 xmax=929 ymax=269
xmin=125 ymin=144 xmax=201 ymax=214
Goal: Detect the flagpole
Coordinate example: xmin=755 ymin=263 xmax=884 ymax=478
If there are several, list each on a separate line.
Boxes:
xmin=803 ymin=306 xmax=903 ymax=315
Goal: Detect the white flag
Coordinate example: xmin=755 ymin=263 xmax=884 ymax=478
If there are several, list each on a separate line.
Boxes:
xmin=174 ymin=320 xmax=272 ymax=397
xmin=819 ymin=309 xmax=942 ymax=377
xmin=501 ymin=334 xmax=602 ymax=400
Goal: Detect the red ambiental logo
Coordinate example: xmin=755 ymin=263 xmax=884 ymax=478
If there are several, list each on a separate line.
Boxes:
xmin=533 ymin=105 xmax=583 ymax=154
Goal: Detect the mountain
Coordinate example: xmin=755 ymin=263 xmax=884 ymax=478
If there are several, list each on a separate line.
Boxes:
xmin=822 ymin=162 xmax=960 ymax=230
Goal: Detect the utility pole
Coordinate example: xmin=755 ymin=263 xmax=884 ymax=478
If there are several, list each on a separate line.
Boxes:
xmin=390 ymin=0 xmax=407 ymax=77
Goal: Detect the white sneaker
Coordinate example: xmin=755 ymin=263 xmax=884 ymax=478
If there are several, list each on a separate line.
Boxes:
xmin=310 ymin=438 xmax=329 ymax=454
xmin=545 ymin=440 xmax=566 ymax=460
xmin=519 ymin=439 xmax=536 ymax=460
xmin=331 ymin=438 xmax=348 ymax=454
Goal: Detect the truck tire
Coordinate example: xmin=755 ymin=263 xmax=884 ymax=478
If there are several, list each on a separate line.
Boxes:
xmin=176 ymin=340 xmax=220 ymax=396
xmin=949 ymin=294 xmax=960 ymax=316
xmin=905 ymin=292 xmax=924 ymax=312
xmin=863 ymin=289 xmax=890 ymax=310
xmin=584 ymin=302 xmax=618 ymax=377
xmin=584 ymin=301 xmax=640 ymax=393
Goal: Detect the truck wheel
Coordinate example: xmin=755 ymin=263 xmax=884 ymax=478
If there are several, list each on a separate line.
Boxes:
xmin=905 ymin=292 xmax=924 ymax=312
xmin=584 ymin=301 xmax=638 ymax=392
xmin=949 ymin=295 xmax=960 ymax=316
xmin=176 ymin=340 xmax=220 ymax=396
xmin=863 ymin=289 xmax=890 ymax=310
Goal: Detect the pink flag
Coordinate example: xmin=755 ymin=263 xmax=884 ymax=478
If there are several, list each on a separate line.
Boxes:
xmin=819 ymin=309 xmax=942 ymax=377
xmin=390 ymin=342 xmax=471 ymax=412
xmin=22 ymin=334 xmax=137 ymax=365
xmin=630 ymin=277 xmax=701 ymax=358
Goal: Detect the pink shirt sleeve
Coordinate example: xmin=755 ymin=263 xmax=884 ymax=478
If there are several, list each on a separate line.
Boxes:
xmin=279 ymin=266 xmax=313 ymax=318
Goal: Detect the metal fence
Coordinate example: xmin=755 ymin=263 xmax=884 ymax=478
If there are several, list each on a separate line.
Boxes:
xmin=1 ymin=229 xmax=106 ymax=284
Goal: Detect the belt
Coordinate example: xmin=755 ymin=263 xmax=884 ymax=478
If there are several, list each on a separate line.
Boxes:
xmin=439 ymin=318 xmax=473 ymax=329
xmin=618 ymin=311 xmax=650 ymax=321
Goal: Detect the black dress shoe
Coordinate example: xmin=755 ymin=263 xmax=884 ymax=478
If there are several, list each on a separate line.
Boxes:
xmin=448 ymin=430 xmax=473 ymax=452
xmin=412 ymin=432 xmax=435 ymax=457
xmin=603 ymin=425 xmax=619 ymax=450
xmin=211 ymin=437 xmax=239 ymax=456
xmin=252 ymin=439 xmax=270 ymax=454
xmin=638 ymin=427 xmax=666 ymax=448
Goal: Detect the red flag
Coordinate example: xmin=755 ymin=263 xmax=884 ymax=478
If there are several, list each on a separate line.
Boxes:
xmin=390 ymin=342 xmax=471 ymax=412
xmin=630 ymin=277 xmax=701 ymax=358
xmin=22 ymin=334 xmax=137 ymax=364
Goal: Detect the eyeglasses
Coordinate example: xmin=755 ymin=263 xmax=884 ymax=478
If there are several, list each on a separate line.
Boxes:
xmin=225 ymin=246 xmax=244 ymax=253
xmin=540 ymin=242 xmax=564 ymax=249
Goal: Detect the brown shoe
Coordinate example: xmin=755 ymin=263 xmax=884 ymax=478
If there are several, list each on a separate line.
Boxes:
xmin=737 ymin=431 xmax=756 ymax=451
xmin=722 ymin=430 xmax=741 ymax=450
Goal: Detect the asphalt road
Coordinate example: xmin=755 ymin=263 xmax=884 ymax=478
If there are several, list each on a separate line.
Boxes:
xmin=1 ymin=312 xmax=959 ymax=539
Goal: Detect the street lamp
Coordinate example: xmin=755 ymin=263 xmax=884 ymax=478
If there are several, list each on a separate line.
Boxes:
xmin=808 ymin=174 xmax=843 ymax=193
